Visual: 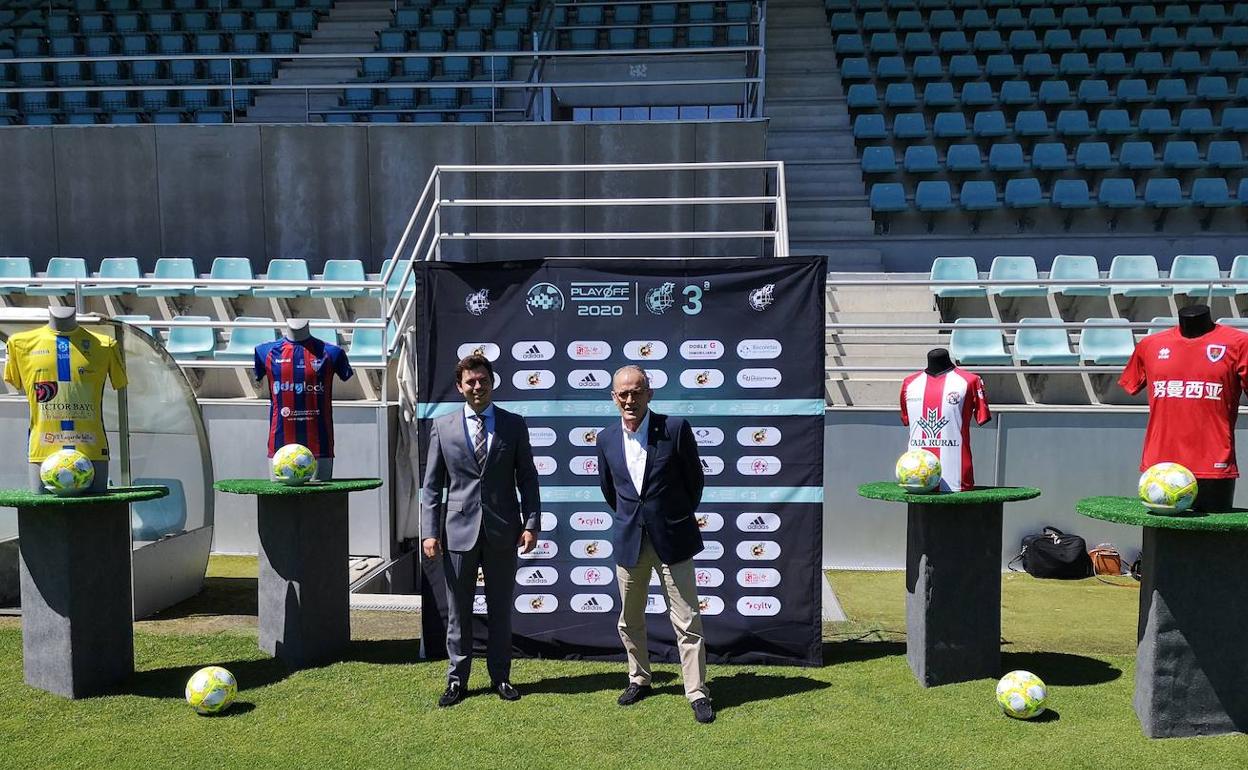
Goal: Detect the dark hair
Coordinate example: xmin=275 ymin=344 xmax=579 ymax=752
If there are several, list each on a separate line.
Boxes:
xmin=455 ymin=354 xmax=494 ymax=382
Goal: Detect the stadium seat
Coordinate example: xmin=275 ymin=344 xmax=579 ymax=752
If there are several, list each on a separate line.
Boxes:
xmin=938 ymin=30 xmax=970 ymax=53
xmin=893 ymin=114 xmax=928 ymax=140
xmin=1228 ymin=256 xmax=1248 ymax=295
xmin=1119 ymin=142 xmax=1158 ymax=171
xmin=368 ymin=258 xmax=416 ymax=300
xmin=1179 ymin=109 xmax=1216 ymax=135
xmin=1133 ymin=52 xmax=1168 ymax=76
xmin=1137 ymin=109 xmax=1172 ymax=135
xmin=27 ymin=257 xmax=88 ymax=297
xmin=1015 ymin=318 xmax=1079 ymax=365
xmin=1031 ymin=143 xmax=1069 ymax=172
xmin=1169 ymin=254 xmax=1232 ymax=297
xmin=915 ymin=181 xmax=954 ymax=212
xmin=984 ymin=54 xmax=1019 ymax=78
xmin=1022 ymin=53 xmax=1056 ymax=78
xmin=929 ymin=256 xmax=984 ymax=298
xmin=912 ymin=56 xmax=944 ymax=80
xmin=973 ymin=111 xmax=1007 ymax=138
xmin=1208 ymin=51 xmax=1241 ymax=74
xmin=1015 ymin=111 xmax=1049 ymax=137
xmin=1162 ymin=141 xmax=1202 ymax=170
xmin=254 ymin=259 xmax=310 ymax=298
xmin=1004 ymin=179 xmax=1043 ymax=210
xmin=904 ymin=146 xmax=939 ymax=174
xmin=988 ymin=255 xmax=1044 ymax=297
xmin=0 ymin=257 xmax=33 ymax=296
xmin=1224 ymin=108 xmax=1248 ymax=135
xmin=1197 ymin=76 xmax=1231 ymax=103
xmin=853 ymin=114 xmax=886 ymax=140
xmin=1078 ymin=319 xmax=1135 ymax=365
xmin=1144 ymin=178 xmax=1185 ymax=209
xmin=869 ymin=183 xmax=907 ymax=213
xmin=165 ymin=316 xmax=216 ymax=358
xmin=950 ymin=319 xmax=1013 ymax=365
xmin=1099 ymin=179 xmax=1141 ymax=209
xmin=82 ymin=257 xmax=141 ymax=296
xmin=1049 ymin=254 xmax=1108 ymax=296
xmin=1055 ymin=110 xmax=1092 ymax=137
xmin=1038 ymin=81 xmax=1072 ymax=107
xmin=1058 ymin=53 xmax=1092 ymax=76
xmin=1108 ymin=254 xmax=1169 ymax=296
xmin=1095 ymin=110 xmax=1132 ymax=136
xmin=113 ymin=314 xmax=155 ymax=338
xmin=923 ymin=82 xmax=956 ymax=108
xmin=933 ymin=113 xmax=969 ymax=138
xmin=945 ymin=144 xmax=983 ymax=173
xmin=846 ymin=84 xmax=878 ymax=110
xmin=947 ymin=55 xmax=981 ymax=80
xmin=216 ymin=317 xmax=278 ymax=361
xmin=884 ymin=83 xmax=917 ymax=109
xmin=194 ymin=257 xmax=254 ymax=298
xmin=346 ymin=318 xmax=398 ymax=363
xmin=1095 ymin=52 xmax=1129 ymax=76
xmin=311 ymin=259 xmax=368 ymax=299
xmin=988 ymin=143 xmax=1025 ymax=173
xmin=1051 ymin=180 xmax=1093 ymax=213
xmin=999 ymin=80 xmax=1032 ymax=107
xmin=1192 ymin=178 xmax=1235 ymax=211
xmin=960 ymin=81 xmax=994 ymax=107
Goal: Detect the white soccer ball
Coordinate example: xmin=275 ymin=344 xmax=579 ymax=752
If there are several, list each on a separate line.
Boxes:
xmin=38 ymin=449 xmax=95 ymax=496
xmin=185 ymin=665 xmax=238 ymax=715
xmin=271 ymin=443 xmax=317 ymax=486
xmin=896 ymin=450 xmax=942 ymax=493
xmin=1138 ymin=462 xmax=1197 ymax=514
xmin=996 ymin=670 xmax=1048 ymax=719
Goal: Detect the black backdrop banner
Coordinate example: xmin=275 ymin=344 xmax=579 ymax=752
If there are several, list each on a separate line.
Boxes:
xmin=416 ymin=256 xmax=826 ymax=666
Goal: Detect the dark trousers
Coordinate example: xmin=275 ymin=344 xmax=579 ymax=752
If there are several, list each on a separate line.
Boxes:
xmin=443 ymin=535 xmax=517 ymax=687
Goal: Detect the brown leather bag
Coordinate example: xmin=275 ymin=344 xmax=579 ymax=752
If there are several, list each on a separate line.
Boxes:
xmin=1088 ymin=543 xmax=1124 ymax=576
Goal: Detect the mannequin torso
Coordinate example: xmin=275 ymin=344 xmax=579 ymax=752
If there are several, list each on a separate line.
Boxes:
xmin=47 ymin=306 xmax=78 ymax=333
xmin=1178 ymin=305 xmax=1216 ymax=338
xmin=286 ymin=319 xmax=311 ymax=342
xmin=925 ymin=348 xmax=955 ymax=376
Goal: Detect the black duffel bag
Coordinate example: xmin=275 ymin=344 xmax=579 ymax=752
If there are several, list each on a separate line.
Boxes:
xmin=1009 ymin=526 xmax=1093 ymax=579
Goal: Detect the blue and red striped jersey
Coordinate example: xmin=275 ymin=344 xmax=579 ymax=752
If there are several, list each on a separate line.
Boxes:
xmin=253 ymin=336 xmax=354 ymax=458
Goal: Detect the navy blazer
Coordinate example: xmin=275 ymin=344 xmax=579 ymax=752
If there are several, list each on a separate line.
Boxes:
xmin=596 ymin=411 xmax=705 ymax=568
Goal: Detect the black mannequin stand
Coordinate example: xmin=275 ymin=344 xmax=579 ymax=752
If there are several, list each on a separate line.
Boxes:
xmin=1175 ymin=305 xmax=1236 ymax=511
xmin=926 ymin=348 xmax=955 ymax=376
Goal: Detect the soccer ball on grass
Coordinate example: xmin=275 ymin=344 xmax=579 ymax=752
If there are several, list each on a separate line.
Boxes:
xmin=895 ymin=450 xmax=942 ymax=493
xmin=271 ymin=443 xmax=317 ymax=486
xmin=996 ymin=670 xmax=1048 ymax=719
xmin=185 ymin=665 xmax=237 ymax=715
xmin=38 ymin=449 xmax=95 ymax=496
xmin=1138 ymin=462 xmax=1197 ymax=515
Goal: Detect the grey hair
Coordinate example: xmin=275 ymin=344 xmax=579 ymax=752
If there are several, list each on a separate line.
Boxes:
xmin=612 ymin=364 xmax=651 ymax=388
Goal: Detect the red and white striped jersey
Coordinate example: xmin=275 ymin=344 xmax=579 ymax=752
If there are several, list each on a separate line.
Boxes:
xmin=899 ymin=368 xmax=992 ymax=492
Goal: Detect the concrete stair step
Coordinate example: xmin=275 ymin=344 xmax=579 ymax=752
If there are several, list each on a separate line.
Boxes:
xmin=788 ymin=204 xmax=871 ymax=221
xmin=276 ymin=67 xmax=360 ymax=84
xmin=824 ymin=378 xmax=904 ymax=407
xmin=792 ymin=246 xmax=885 ymax=270
xmin=792 ymin=220 xmax=876 ymax=236
xmin=827 ymin=287 xmax=938 ymax=311
xmin=765 ymin=79 xmax=842 ymax=99
xmin=769 ymin=112 xmax=849 ymax=130
xmin=300 ymin=41 xmax=377 ymax=53
xmin=826 ymin=309 xmax=941 ymax=325
xmin=785 ymin=177 xmax=868 ymax=196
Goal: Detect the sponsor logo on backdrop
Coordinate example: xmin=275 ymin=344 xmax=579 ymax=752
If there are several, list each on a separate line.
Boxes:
xmin=699 ymin=457 xmax=725 ymax=475
xmin=737 ymin=540 xmax=782 ymax=560
xmin=473 ymin=595 xmax=488 ymax=615
xmin=569 ymin=456 xmax=599 ymax=475
xmin=567 ymin=341 xmax=611 ymax=360
xmin=571 ymin=593 xmax=615 ymax=613
xmin=644 ymin=282 xmax=676 ymax=315
xmin=465 ymin=289 xmax=491 ymax=316
xmin=737 ymin=568 xmax=782 ymax=588
xmin=533 ymin=456 xmax=558 ymax=476
xmin=571 ymin=539 xmax=613 ymax=559
xmin=738 ymin=456 xmax=782 ymax=476
xmin=692 ymin=426 xmax=724 ymax=447
xmin=518 ymin=539 xmax=558 ymax=560
xmin=737 ymin=369 xmax=783 ymax=388
xmin=695 ymin=540 xmax=724 ymax=561
xmin=680 ymin=369 xmax=725 ymax=389
xmin=512 ymin=341 xmax=556 ymax=361
xmin=737 ymin=338 xmax=783 ymax=359
xmin=737 ymin=512 xmax=781 ymax=532
xmin=570 ymin=512 xmax=612 ymax=531
xmin=680 ymin=340 xmax=724 ymax=360
xmin=516 ymin=594 xmax=558 ymax=613
xmin=646 ymin=595 xmax=667 ymax=614
xmin=624 ymin=340 xmax=668 ymax=360
xmin=569 ymin=427 xmax=601 ymax=447
xmin=571 ymin=566 xmax=613 ymax=586
xmin=528 ymin=427 xmax=557 ymax=447
xmin=568 ymin=370 xmax=610 ymax=390
xmin=748 ymin=283 xmax=775 ymax=311
xmin=540 ymin=512 xmax=557 ymax=532
xmin=513 ymin=370 xmax=555 ymax=390
xmin=525 ymin=283 xmax=564 ymax=315
xmin=456 ymin=342 xmax=500 ymax=361
xmin=647 ymin=370 xmax=668 ymax=389
xmin=738 ymin=427 xmax=781 ymax=446
xmin=695 ymin=512 xmax=724 ymax=532
xmin=738 ymin=596 xmax=781 ymax=616
xmin=695 ymin=568 xmax=724 ymax=588
xmin=697 ymin=595 xmax=725 ymax=616
xmin=570 ymin=281 xmax=630 ymax=317
xmin=516 ymin=567 xmax=558 ymax=587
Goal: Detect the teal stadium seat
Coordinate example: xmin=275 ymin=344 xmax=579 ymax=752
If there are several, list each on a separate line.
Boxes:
xmin=347 ymin=318 xmax=398 ymax=363
xmin=1015 ymin=318 xmax=1079 ymax=365
xmin=112 ymin=314 xmax=155 ymax=338
xmin=988 ymin=255 xmax=1044 ymax=297
xmin=194 ymin=257 xmax=254 ymax=298
xmin=369 ymin=258 xmax=416 ymax=300
xmin=1168 ymin=254 xmax=1232 ymax=297
xmin=27 ymin=257 xmax=87 ymax=297
xmin=82 ymin=257 xmax=141 ymax=296
xmin=950 ymin=319 xmax=1013 ymax=365
xmin=254 ymin=259 xmax=311 ymax=298
xmin=929 ymin=256 xmax=985 ymax=298
xmin=216 ymin=317 xmax=278 ymax=361
xmin=165 ymin=315 xmax=216 ymax=358
xmin=1049 ymin=254 xmax=1108 ymax=297
xmin=1109 ymin=255 xmax=1169 ymax=297
xmin=311 ymin=259 xmax=368 ymax=298
xmin=0 ymin=257 xmax=33 ymax=296
xmin=1229 ymin=256 xmax=1248 ymax=295
xmin=1079 ymin=319 xmax=1135 ymax=365
xmin=137 ymin=257 xmax=199 ymax=297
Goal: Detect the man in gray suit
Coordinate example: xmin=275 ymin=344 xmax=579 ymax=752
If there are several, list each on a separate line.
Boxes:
xmin=421 ymin=353 xmax=541 ymax=707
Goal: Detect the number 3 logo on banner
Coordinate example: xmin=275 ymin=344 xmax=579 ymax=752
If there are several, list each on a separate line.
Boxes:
xmin=682 ymin=285 xmax=703 ymax=315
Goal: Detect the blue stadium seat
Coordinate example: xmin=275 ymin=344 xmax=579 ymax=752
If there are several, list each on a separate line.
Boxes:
xmin=999 ymin=80 xmax=1032 ymax=106
xmin=1209 ymin=51 xmax=1241 ymax=74
xmin=1049 ymin=254 xmax=1107 ymax=296
xmin=246 ymin=59 xmax=275 ymax=83
xmin=1223 ymin=108 xmax=1248 ymax=135
xmin=1138 ymin=109 xmax=1174 ymax=135
xmin=984 ymin=54 xmax=1019 ymax=78
xmin=311 ymin=259 xmax=368 ymax=299
xmin=1004 ymin=178 xmax=1043 ymax=210
xmin=402 ymin=57 xmax=433 ymax=80
xmin=254 ymin=259 xmax=310 ymax=298
xmin=608 ymin=28 xmax=637 ymax=49
xmin=1055 ymin=110 xmax=1092 ymax=137
xmin=1162 ymin=141 xmax=1202 ymax=170
xmin=137 ymin=258 xmax=198 ymax=297
xmin=1171 ymin=51 xmax=1206 ymax=75
xmin=893 ymin=113 xmax=928 ymax=140
xmin=1008 ymin=29 xmax=1041 ymax=52
xmin=929 ymin=256 xmax=985 ymax=298
xmin=1032 ymin=143 xmax=1069 ymax=172
xmin=973 ymin=30 xmax=1004 ymax=53
xmin=915 ymin=181 xmax=954 ymax=212
xmin=960 ymin=82 xmax=994 ymax=107
xmin=1095 ymin=52 xmax=1129 ymax=75
xmin=216 ymin=317 xmax=278 ymax=361
xmin=869 ymin=32 xmax=900 ymax=55
xmin=913 ymin=56 xmax=944 ymax=80
xmin=0 ymin=257 xmax=33 ymax=296
xmin=82 ymin=257 xmax=141 ymax=296
xmin=959 ymin=180 xmax=999 ymax=212
xmin=973 ymin=111 xmax=1008 ymax=138
xmin=1022 ymin=53 xmax=1056 ymax=78
xmin=846 ymin=84 xmax=878 ymax=110
xmin=1179 ymin=108 xmax=1216 ymax=135
xmin=1113 ymin=27 xmax=1145 ymax=51
xmin=1099 ymin=179 xmax=1141 ymax=209
xmin=988 ymin=143 xmax=1025 ymax=173
xmin=938 ymin=30 xmax=970 ymax=53
xmin=166 ymin=316 xmax=216 ymax=359
xmin=100 ymin=90 xmax=131 ymax=113
xmin=1078 ymin=319 xmax=1135 ymax=365
xmin=947 ymin=55 xmax=981 ymax=80
xmin=443 ymin=56 xmax=472 ymax=80
xmin=1119 ymin=142 xmax=1158 ymax=171
xmin=861 ymin=146 xmax=897 ymax=174
xmin=1058 ymin=52 xmax=1091 ymax=76
xmin=933 ymin=112 xmax=969 ymax=139
xmin=170 ymin=60 xmax=199 ymax=84
xmin=291 ymin=10 xmax=317 ymax=32
xmin=1143 ymin=178 xmax=1185 ymax=209
xmin=988 ymin=255 xmax=1043 ymax=296
xmin=945 ymin=144 xmax=983 ymax=172
xmin=194 ymin=257 xmax=254 ymax=298
xmin=1187 ymin=26 xmax=1218 ymax=48
xmin=1150 ymin=26 xmax=1182 ymax=50
xmin=27 ymin=257 xmax=88 ymax=297
xmin=869 ymin=183 xmax=907 ymax=213
xmin=1197 ymin=76 xmax=1231 ymax=103
xmin=923 ymin=82 xmax=956 ymax=108
xmin=1169 ymin=254 xmax=1232 ymax=297
xmin=1206 ymin=141 xmax=1246 ymax=170
xmin=904 ymin=145 xmax=940 ymax=173
xmin=1095 ymin=110 xmax=1133 ymax=136
xmin=1038 ymin=80 xmax=1073 ymax=106
xmin=1192 ymin=179 xmax=1235 ymax=211
xmin=1133 ymin=51 xmax=1168 ymax=76
xmin=884 ymin=83 xmax=917 ymax=108
xmin=1015 ymin=318 xmax=1079 ymax=365
xmin=344 ymin=88 xmax=374 ymax=110
xmin=362 ymin=57 xmax=392 ymax=82
xmin=853 ymin=114 xmax=886 ymax=140
xmin=1115 ymin=79 xmax=1150 ymax=104
xmin=1014 ymin=110 xmax=1049 ymax=137
xmin=1156 ymin=79 xmax=1190 ymax=104
xmin=270 ymin=32 xmax=298 ymax=55
xmin=369 ymin=258 xmax=416 ymax=300
xmin=950 ymin=319 xmax=1013 ymax=365
xmin=1109 ymin=254 xmax=1169 ymax=296
xmin=455 ymin=29 xmax=485 ymax=51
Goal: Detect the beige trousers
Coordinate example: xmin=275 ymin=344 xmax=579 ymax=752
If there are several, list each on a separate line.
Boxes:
xmin=615 ymin=532 xmax=709 ymax=702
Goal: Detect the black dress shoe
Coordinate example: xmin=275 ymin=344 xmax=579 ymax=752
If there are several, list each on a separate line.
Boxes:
xmin=691 ymin=697 xmax=715 ymax=724
xmin=617 ymin=683 xmax=652 ymax=706
xmin=494 ymin=681 xmax=522 ymax=701
xmin=438 ymin=681 xmax=465 ymax=708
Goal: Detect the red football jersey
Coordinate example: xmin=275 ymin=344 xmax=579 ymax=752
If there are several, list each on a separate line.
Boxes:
xmin=1119 ymin=324 xmax=1248 ymax=478
xmin=900 ymin=368 xmax=991 ymax=491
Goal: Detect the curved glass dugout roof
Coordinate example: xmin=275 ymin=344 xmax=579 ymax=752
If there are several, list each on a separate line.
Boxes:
xmin=0 ymin=311 xmax=213 ymax=544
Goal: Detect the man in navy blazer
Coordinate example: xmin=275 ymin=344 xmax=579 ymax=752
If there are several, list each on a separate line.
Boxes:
xmin=596 ymin=364 xmax=713 ymax=723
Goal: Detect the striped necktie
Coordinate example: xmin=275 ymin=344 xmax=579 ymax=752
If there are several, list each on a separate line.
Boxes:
xmin=470 ymin=413 xmax=488 ymax=467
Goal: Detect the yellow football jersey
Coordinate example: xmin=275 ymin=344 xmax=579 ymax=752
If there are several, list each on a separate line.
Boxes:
xmin=3 ymin=325 xmax=127 ymax=462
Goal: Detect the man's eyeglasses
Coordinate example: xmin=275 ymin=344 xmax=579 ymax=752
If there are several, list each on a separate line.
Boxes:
xmin=612 ymin=389 xmax=648 ymax=401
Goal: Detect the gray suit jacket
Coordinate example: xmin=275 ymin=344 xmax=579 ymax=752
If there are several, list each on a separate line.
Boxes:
xmin=420 ymin=405 xmax=541 ymax=552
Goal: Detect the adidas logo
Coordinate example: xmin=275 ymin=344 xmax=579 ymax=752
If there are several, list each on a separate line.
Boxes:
xmin=581 ymin=597 xmax=601 ymax=610
xmin=578 ymin=372 xmax=599 ymax=387
xmin=525 ymin=569 xmax=547 ymax=584
xmin=746 ymin=515 xmax=769 ymax=531
xmin=524 ymin=344 xmax=542 ymax=357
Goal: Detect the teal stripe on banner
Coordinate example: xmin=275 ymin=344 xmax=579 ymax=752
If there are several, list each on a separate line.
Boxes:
xmin=416 ymin=398 xmax=825 ymax=420
xmin=539 ymin=486 xmax=824 ymax=504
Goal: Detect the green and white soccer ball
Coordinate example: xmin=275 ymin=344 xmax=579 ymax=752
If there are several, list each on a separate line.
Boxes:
xmin=895 ymin=450 xmax=942 ymax=493
xmin=1138 ymin=462 xmax=1198 ymax=514
xmin=996 ymin=670 xmax=1048 ymax=719
xmin=271 ymin=443 xmax=317 ymax=486
xmin=38 ymin=449 xmax=95 ymax=496
xmin=185 ymin=665 xmax=237 ymax=715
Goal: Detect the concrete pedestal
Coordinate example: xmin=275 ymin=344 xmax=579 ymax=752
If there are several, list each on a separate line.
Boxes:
xmin=906 ymin=502 xmax=1003 ymax=686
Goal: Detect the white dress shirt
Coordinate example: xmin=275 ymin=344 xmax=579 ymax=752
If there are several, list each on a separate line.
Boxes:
xmin=463 ymin=402 xmax=495 ymax=456
xmin=622 ymin=411 xmax=650 ymax=494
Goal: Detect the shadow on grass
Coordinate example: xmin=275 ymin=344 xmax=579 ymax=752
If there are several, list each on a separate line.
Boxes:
xmin=1028 ymin=708 xmax=1060 ymax=722
xmin=522 ymin=670 xmax=678 ymax=696
xmin=822 ymin=639 xmax=907 ymax=666
xmin=200 ymin=702 xmax=257 ymax=718
xmin=143 ymin=577 xmax=259 ymax=620
xmin=1000 ymin=651 xmax=1121 ymax=686
xmin=709 ymin=671 xmax=831 ymax=712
